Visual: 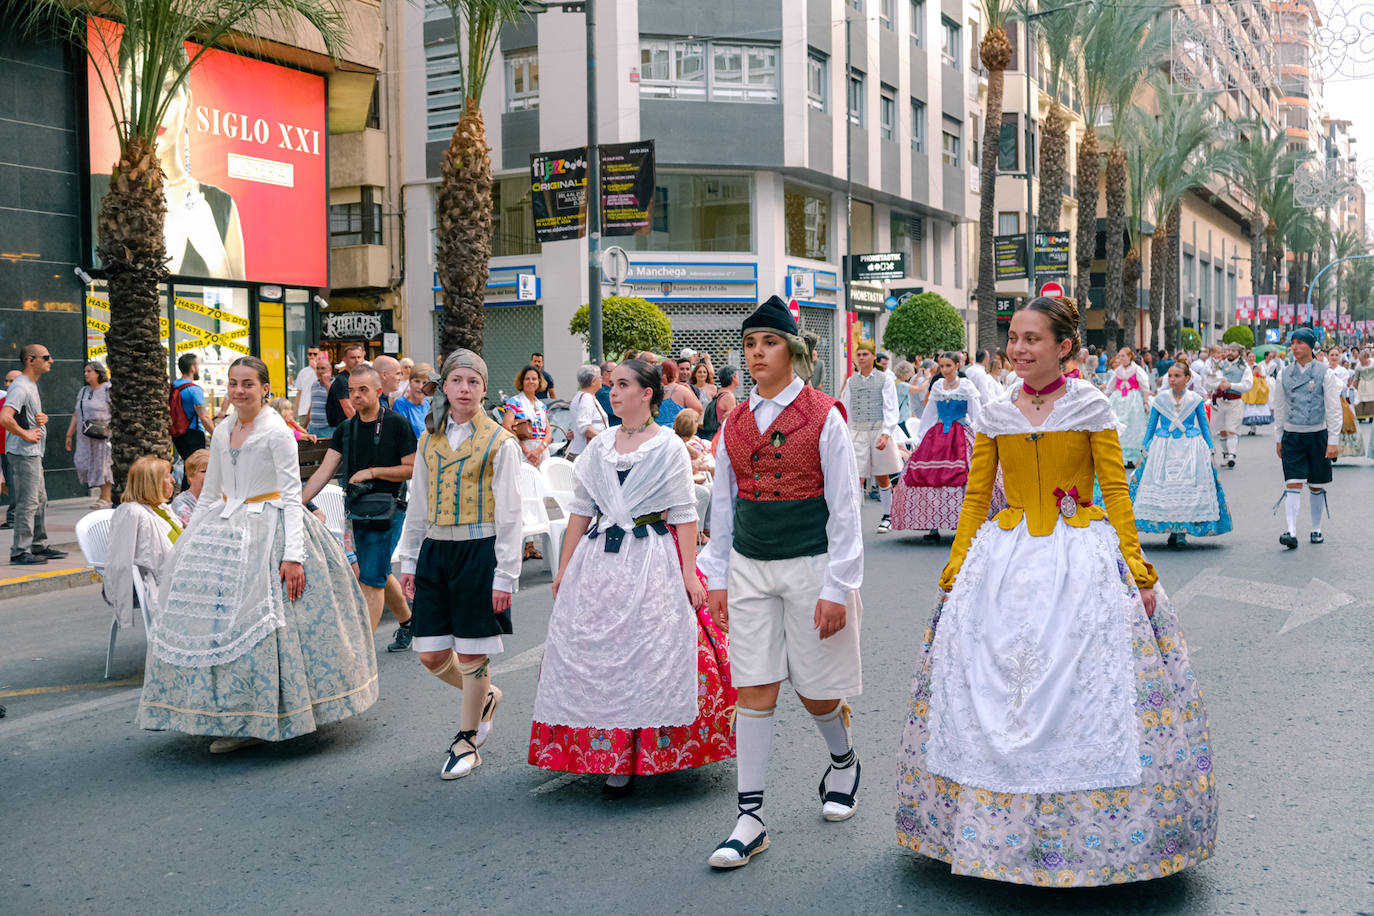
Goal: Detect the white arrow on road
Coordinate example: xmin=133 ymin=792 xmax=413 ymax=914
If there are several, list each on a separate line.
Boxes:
xmin=1170 ymin=567 xmax=1355 ymax=634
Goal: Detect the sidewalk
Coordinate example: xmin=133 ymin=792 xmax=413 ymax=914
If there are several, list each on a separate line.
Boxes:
xmin=0 ymin=496 xmax=101 ymax=600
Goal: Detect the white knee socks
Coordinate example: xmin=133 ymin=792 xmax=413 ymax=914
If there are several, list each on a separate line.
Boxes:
xmin=879 ymin=484 xmax=892 ymax=514
xmin=1309 ymin=488 xmax=1327 ymax=532
xmin=729 ymin=706 xmax=775 ymax=843
xmin=1284 ymin=489 xmax=1301 ymax=536
xmin=813 ymin=702 xmax=858 ymax=795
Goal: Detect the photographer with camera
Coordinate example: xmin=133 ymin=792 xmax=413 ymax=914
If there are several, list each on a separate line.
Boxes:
xmin=303 ymin=365 xmax=416 ymax=639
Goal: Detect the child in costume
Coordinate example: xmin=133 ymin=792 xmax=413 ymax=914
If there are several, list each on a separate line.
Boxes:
xmin=397 ymin=349 xmax=523 ymax=779
xmin=839 ymin=341 xmax=902 ymax=533
xmin=1271 ymin=328 xmax=1343 ymax=548
xmin=700 ymin=296 xmax=864 ymax=870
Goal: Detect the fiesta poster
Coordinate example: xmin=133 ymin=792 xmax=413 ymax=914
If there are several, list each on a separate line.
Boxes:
xmin=86 ymin=19 xmax=328 ymax=287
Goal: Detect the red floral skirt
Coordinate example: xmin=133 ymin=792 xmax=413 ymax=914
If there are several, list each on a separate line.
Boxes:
xmin=527 ymin=607 xmax=737 ymax=775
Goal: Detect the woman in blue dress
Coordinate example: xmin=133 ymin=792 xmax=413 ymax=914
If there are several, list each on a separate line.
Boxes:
xmin=1130 ymin=361 xmax=1232 ymax=547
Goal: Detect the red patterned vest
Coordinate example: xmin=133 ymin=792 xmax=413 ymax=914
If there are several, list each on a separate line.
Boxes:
xmin=723 ymin=385 xmax=845 ymax=560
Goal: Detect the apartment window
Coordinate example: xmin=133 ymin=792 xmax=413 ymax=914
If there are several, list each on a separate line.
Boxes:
xmin=910 ymin=0 xmax=925 ymax=46
xmin=330 ymin=187 xmax=382 ymax=247
xmin=1007 ymin=21 xmax=1019 ymax=71
xmin=365 ymin=80 xmax=381 ymax=130
xmin=911 ymin=98 xmax=927 ymax=152
xmin=807 ymin=51 xmax=828 ymax=111
xmin=999 ymin=112 xmax=1018 ymax=172
xmin=784 ymin=182 xmax=832 ymax=261
xmin=941 ymin=17 xmax=961 ymax=68
xmin=640 ymin=39 xmax=778 ymax=102
xmin=969 ymin=113 xmax=980 ymax=166
xmin=880 ymin=86 xmax=897 ymax=140
xmin=848 ymin=69 xmax=866 ymax=126
xmin=505 ymin=48 xmax=539 ymax=111
xmin=969 ymin=19 xmax=982 ymax=74
xmin=492 ymin=178 xmax=540 ymax=256
xmin=627 ymin=173 xmax=754 ymax=253
xmin=425 ymin=42 xmax=463 ymax=142
xmin=880 ymin=0 xmax=895 ymax=29
xmin=942 ymin=115 xmax=962 ymax=166
xmin=998 ymin=212 xmax=1020 ymax=235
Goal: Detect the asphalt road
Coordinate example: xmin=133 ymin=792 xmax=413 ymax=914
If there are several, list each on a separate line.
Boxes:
xmin=2 ymin=431 xmax=1372 ymax=916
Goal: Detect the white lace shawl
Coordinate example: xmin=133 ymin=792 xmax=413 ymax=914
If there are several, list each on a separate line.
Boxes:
xmin=1152 ymin=389 xmax=1204 ymax=431
xmin=978 ymin=378 xmax=1122 ymax=438
xmin=568 ymin=427 xmax=698 ymax=528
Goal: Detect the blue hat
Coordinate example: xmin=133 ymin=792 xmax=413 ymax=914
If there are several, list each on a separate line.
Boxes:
xmin=1292 ymin=327 xmax=1317 ymax=347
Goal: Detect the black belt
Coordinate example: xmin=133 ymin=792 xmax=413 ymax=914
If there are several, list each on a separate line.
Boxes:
xmin=587 ymin=511 xmax=669 ymax=552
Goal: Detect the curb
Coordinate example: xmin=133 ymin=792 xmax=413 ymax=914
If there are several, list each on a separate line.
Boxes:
xmin=0 ymin=565 xmax=100 ymax=600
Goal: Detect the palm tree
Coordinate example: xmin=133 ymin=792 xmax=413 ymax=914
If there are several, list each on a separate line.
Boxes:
xmin=1229 ymin=131 xmax=1291 ymax=338
xmin=15 ymin=0 xmax=346 ymax=494
xmin=1260 ymin=173 xmax=1302 ymax=296
xmin=974 ymin=0 xmax=1015 ymax=352
xmin=1285 ymin=214 xmax=1322 ymax=316
xmin=434 ymin=0 xmax=529 ymax=356
xmin=1331 ymin=228 xmax=1365 ymax=336
xmin=1031 ymin=0 xmax=1086 ymax=233
xmin=1097 ymin=7 xmax=1166 ymax=352
xmin=1134 ymin=83 xmax=1233 ymax=351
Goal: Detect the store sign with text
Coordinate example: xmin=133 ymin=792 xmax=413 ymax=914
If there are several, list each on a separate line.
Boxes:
xmin=531 ymin=147 xmax=589 ymax=243
xmin=322 ymin=311 xmax=389 ymax=340
xmin=845 ymin=252 xmax=906 ymax=282
xmin=1033 ymin=232 xmax=1071 ymax=278
xmin=994 ymin=234 xmax=1028 ymax=281
xmin=605 ymin=261 xmax=758 ymax=302
xmin=86 ymin=19 xmax=327 ymax=287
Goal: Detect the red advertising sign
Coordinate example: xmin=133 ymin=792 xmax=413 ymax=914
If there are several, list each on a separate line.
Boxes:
xmin=1258 ymin=294 xmax=1279 ymax=320
xmin=1235 ymin=296 xmax=1254 ymax=321
xmin=86 ymin=19 xmax=327 ymax=287
xmin=1340 ymin=312 xmax=1353 ymax=331
xmin=1278 ymin=303 xmax=1295 ymax=325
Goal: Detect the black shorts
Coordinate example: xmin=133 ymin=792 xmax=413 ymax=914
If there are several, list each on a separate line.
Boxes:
xmin=172 ymin=429 xmax=207 ymax=462
xmin=1280 ymin=430 xmax=1332 ymax=485
xmin=412 ymin=536 xmax=512 ymax=640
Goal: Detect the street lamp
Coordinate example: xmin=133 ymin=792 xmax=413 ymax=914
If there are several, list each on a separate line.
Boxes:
xmin=1020 ymin=0 xmax=1094 ymax=302
xmin=521 ymin=0 xmax=603 ymax=362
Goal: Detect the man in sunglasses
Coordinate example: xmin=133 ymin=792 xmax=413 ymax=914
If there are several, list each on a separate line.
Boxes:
xmin=1 ymin=344 xmax=66 ymax=565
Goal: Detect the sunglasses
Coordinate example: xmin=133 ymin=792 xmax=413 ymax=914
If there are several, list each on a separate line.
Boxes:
xmin=29 ymin=354 xmax=52 ymax=362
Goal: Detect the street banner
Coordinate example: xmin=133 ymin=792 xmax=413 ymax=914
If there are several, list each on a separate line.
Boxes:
xmin=1279 ymin=303 xmax=1295 ymax=325
xmin=1298 ymin=302 xmax=1311 ymax=323
xmin=1340 ymin=312 xmax=1353 ymax=331
xmin=994 ymin=234 xmax=1028 ymax=281
xmin=86 ymin=18 xmax=327 ymax=287
xmin=1235 ymin=296 xmax=1254 ymax=321
xmin=531 ymin=146 xmax=589 ymax=243
xmin=600 ymin=140 xmax=655 ymax=236
xmin=1033 ymin=232 xmax=1071 ymax=278
xmin=1321 ymin=308 xmax=1337 ymax=329
xmin=1258 ymin=295 xmax=1279 ymax=320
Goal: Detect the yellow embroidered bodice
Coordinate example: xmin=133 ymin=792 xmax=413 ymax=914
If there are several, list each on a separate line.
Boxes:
xmin=422 ymin=412 xmax=515 ymax=528
xmin=939 ymin=382 xmax=1158 ymax=592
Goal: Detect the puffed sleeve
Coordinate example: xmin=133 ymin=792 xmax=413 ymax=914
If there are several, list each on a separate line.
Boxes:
xmin=1091 ymin=428 xmax=1157 ymax=589
xmin=270 ymin=423 xmax=305 ymax=565
xmin=938 ymin=432 xmax=999 ymax=592
xmin=663 ymin=437 xmax=700 ymax=525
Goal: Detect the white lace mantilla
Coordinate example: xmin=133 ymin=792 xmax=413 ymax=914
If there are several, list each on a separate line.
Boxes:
xmin=978 ymin=378 xmax=1123 ymax=438
xmin=925 ymin=514 xmax=1142 ymax=794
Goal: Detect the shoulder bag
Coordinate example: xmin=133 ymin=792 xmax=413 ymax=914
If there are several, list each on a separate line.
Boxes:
xmin=341 ymin=408 xmax=401 ymax=531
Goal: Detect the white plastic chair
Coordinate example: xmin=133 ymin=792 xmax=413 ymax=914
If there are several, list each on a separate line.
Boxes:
xmin=76 ymin=509 xmax=146 ymax=678
xmin=316 ymin=483 xmax=346 ymax=538
xmin=518 ymin=463 xmax=563 ymax=573
xmin=540 ymin=456 xmax=576 ymax=516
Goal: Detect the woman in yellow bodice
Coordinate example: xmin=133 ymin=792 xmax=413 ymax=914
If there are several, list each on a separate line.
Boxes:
xmin=895 ymin=298 xmax=1218 ymax=887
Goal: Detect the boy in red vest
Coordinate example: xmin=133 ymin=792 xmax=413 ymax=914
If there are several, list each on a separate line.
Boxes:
xmin=699 ymin=296 xmax=865 ymax=870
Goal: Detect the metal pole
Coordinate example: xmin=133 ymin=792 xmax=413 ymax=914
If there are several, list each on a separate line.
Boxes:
xmin=1306 ymin=253 xmax=1374 ymax=341
xmin=1025 ymin=11 xmax=1036 ymax=304
xmin=585 ymin=0 xmax=603 ymax=363
xmin=844 ymin=13 xmax=853 ymax=329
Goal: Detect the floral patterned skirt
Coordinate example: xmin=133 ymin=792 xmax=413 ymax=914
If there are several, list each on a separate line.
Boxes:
xmin=528 ymin=606 xmax=736 ymax=775
xmin=896 ymin=572 xmax=1218 ymax=887
xmin=891 ymin=426 xmax=1007 ymax=532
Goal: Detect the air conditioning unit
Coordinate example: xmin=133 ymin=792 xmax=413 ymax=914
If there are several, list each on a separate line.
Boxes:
xmin=903 ymin=216 xmax=924 ymax=242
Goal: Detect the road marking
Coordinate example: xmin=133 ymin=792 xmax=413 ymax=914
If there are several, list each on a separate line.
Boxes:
xmin=492 ymin=642 xmax=544 ymax=676
xmin=0 ymin=673 xmax=142 ymax=697
xmin=531 ymin=773 xmax=583 ymax=795
xmin=2 ymin=687 xmax=141 ymax=738
xmin=1172 ymin=567 xmax=1355 ymax=635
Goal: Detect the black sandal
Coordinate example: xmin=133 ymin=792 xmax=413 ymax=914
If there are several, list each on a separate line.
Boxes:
xmin=818 ymin=750 xmax=861 ymax=822
xmin=708 ymin=791 xmax=769 ymax=869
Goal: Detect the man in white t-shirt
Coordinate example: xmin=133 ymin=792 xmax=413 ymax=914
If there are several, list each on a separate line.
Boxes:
xmin=293 ymin=345 xmax=322 ymax=416
xmin=964 ymin=349 xmax=1003 ymax=405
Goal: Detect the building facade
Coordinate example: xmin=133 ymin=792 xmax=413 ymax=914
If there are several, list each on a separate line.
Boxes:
xmin=401 ymin=0 xmax=978 ymax=399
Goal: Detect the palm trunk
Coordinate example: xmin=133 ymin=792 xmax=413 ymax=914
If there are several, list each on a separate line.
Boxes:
xmin=1103 ymin=145 xmax=1127 ymax=352
xmin=1249 ymin=217 xmax=1262 ymax=339
xmin=95 ymin=137 xmax=171 ymax=500
xmin=1037 ymin=103 xmax=1069 ymax=233
xmin=1149 ymin=227 xmax=1166 ymax=352
xmin=435 ymin=101 xmax=493 ymax=356
xmin=1073 ymin=128 xmax=1100 ymax=345
xmin=975 ymin=64 xmax=1007 ymax=353
xmin=1123 ymin=245 xmax=1141 ymax=349
xmin=1164 ymin=202 xmax=1181 ymax=350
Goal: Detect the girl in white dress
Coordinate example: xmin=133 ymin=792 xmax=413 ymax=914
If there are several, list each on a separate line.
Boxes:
xmin=139 ymin=357 xmax=377 ymax=753
xmin=529 ymin=361 xmax=735 ymax=796
xmin=1102 ymin=348 xmax=1152 ymax=466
